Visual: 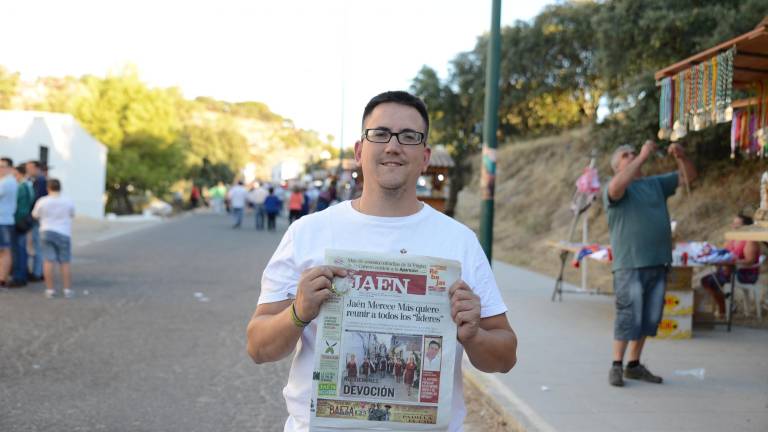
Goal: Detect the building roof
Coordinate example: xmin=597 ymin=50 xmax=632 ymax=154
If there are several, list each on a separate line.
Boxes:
xmin=0 ymin=110 xmax=108 ymax=152
xmin=428 ymin=145 xmax=455 ymax=168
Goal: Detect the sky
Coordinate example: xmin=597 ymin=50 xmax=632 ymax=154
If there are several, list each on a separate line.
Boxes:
xmin=3 ymin=0 xmax=556 ymax=149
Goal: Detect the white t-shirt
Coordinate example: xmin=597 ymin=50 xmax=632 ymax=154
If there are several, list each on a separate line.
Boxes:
xmin=258 ymin=200 xmax=508 ymax=432
xmin=228 ymin=185 xmax=249 ymax=209
xmin=423 ymin=352 xmax=442 ymax=371
xmin=248 ymin=187 xmax=269 ymax=205
xmin=31 ymin=194 xmax=75 ymax=237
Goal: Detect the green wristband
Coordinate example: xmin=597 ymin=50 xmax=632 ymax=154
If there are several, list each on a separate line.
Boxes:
xmin=291 ymin=302 xmax=311 ymax=328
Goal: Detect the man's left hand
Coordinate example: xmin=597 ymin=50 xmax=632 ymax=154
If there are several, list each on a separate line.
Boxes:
xmin=449 ymin=280 xmax=481 ymax=344
xmin=668 ymin=143 xmax=685 ymax=159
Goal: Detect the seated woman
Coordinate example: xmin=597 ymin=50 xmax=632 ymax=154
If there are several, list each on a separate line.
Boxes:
xmin=701 ymin=214 xmax=760 ymax=317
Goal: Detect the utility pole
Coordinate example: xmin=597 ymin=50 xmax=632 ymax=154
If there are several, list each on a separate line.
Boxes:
xmin=479 ymin=0 xmax=501 ymax=262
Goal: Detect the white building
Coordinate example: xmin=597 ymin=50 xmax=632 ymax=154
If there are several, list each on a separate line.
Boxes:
xmin=0 ymin=110 xmax=108 ymax=219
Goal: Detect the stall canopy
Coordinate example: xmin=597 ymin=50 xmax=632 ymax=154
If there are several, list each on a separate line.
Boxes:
xmin=655 ymin=17 xmax=768 ymax=108
xmin=655 ymin=17 xmax=768 ymax=157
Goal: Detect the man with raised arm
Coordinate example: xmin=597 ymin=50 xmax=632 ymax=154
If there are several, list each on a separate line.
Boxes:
xmin=604 ymin=140 xmax=696 ymax=387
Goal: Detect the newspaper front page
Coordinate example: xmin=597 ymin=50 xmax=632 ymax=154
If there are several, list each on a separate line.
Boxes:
xmin=309 ymin=250 xmax=461 ymax=431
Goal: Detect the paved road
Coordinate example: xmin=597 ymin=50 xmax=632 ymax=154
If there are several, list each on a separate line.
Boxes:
xmin=0 ymin=213 xmax=292 ymax=431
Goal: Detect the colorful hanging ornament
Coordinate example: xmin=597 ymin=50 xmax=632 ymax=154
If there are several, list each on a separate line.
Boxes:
xmin=658 ymin=77 xmax=673 ymax=140
xmin=672 ymin=71 xmax=687 ymax=141
xmin=724 ymin=47 xmax=735 ymax=122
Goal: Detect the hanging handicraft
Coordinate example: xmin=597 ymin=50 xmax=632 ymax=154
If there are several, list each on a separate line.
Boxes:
xmin=659 ymin=47 xmax=735 ymax=141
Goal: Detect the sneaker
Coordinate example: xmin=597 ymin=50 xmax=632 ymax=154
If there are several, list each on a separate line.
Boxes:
xmin=45 ymin=289 xmax=56 ymax=298
xmin=63 ymin=289 xmax=75 ymax=299
xmin=609 ymin=364 xmax=624 ymax=387
xmin=6 ymin=280 xmax=27 ymax=288
xmin=624 ymin=364 xmax=663 ymax=383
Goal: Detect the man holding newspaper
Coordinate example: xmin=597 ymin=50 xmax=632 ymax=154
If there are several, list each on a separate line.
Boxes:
xmin=246 ymin=91 xmax=517 ymax=431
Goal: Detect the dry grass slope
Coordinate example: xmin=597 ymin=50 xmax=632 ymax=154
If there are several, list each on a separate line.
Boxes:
xmin=456 ymin=127 xmax=764 ymax=293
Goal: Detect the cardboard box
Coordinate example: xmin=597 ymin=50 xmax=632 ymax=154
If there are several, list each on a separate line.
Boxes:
xmin=663 ymin=291 xmax=693 ymax=316
xmin=693 ymin=288 xmax=716 ymax=325
xmin=667 ymin=266 xmax=693 ymax=291
xmin=654 ymin=315 xmax=692 ymax=339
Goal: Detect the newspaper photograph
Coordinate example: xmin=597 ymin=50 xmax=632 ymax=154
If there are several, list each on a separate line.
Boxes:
xmin=309 ymin=250 xmax=461 ymax=431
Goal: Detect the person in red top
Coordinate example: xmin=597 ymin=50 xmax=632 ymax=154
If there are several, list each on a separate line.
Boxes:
xmin=345 ymin=354 xmax=357 ymax=381
xmin=701 ymin=214 xmax=760 ymax=316
xmin=394 ymin=357 xmax=403 ymax=383
xmin=404 ymin=353 xmax=417 ymax=396
xmin=287 ymin=187 xmax=304 ymax=224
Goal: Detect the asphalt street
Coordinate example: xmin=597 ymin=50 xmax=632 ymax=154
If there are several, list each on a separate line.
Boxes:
xmin=0 ymin=213 xmax=292 ymax=431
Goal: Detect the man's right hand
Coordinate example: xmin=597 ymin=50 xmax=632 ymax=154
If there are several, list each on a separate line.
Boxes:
xmin=638 ymin=140 xmax=657 ymax=161
xmin=294 ymin=266 xmax=348 ymax=322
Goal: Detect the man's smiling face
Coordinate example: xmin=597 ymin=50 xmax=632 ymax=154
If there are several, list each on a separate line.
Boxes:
xmin=355 ymin=102 xmax=431 ymax=194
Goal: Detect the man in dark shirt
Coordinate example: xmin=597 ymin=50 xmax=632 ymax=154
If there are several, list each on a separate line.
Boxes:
xmin=604 ymin=140 xmax=696 ymax=387
xmin=25 ymin=161 xmax=47 ymax=282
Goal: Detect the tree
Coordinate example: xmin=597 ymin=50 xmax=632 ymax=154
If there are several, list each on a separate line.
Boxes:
xmin=412 ymin=65 xmax=482 ymax=216
xmin=0 ymin=66 xmax=19 ymax=109
xmin=70 ymin=68 xmax=186 ymax=213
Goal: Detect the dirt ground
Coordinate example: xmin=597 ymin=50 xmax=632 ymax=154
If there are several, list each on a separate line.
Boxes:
xmin=454 ymin=126 xmax=768 ymax=326
xmin=463 ymin=376 xmax=520 ymax=432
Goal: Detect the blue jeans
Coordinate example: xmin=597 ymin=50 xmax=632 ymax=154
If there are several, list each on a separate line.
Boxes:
xmin=11 ymin=230 xmax=28 ymax=283
xmin=254 ymin=204 xmax=265 ymax=230
xmin=232 ymin=207 xmax=244 ymax=227
xmin=41 ymin=230 xmax=72 ymax=263
xmin=31 ymin=223 xmax=43 ymax=277
xmin=613 ymin=265 xmax=668 ymax=340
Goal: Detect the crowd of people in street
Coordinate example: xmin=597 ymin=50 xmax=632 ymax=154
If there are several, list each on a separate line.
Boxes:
xmin=0 ymin=157 xmax=75 ymax=298
xmin=188 ymin=178 xmax=342 ymax=230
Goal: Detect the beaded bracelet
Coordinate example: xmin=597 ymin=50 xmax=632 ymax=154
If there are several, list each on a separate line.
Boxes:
xmin=291 ymin=302 xmax=311 ymax=328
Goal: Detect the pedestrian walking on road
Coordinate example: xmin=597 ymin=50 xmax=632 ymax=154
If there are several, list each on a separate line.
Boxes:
xmin=227 ymin=181 xmax=248 ymax=229
xmin=604 ymin=140 xmax=697 ymax=387
xmin=246 ymin=91 xmax=517 ymax=431
xmin=190 ymin=184 xmax=201 ymax=209
xmin=210 ymin=182 xmax=227 ymax=214
xmin=31 ymin=179 xmax=75 ymax=298
xmin=288 ymin=187 xmax=304 ymax=224
xmin=248 ymin=183 xmax=268 ymax=230
xmin=263 ymin=188 xmax=281 ymax=231
xmin=0 ymin=157 xmax=18 ymax=287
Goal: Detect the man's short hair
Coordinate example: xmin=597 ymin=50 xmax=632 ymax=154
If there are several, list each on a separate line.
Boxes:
xmin=428 ymin=340 xmax=441 ymax=349
xmin=15 ymin=164 xmax=26 ymax=175
xmin=26 ymin=160 xmax=41 ymax=168
xmin=610 ymin=145 xmax=635 ymax=173
xmin=1 ymin=157 xmax=13 ymax=167
xmin=361 ymin=91 xmax=430 ymax=138
xmin=48 ymin=178 xmax=61 ymax=192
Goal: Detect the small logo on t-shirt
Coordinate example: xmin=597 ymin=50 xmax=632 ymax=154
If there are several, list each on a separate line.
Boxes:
xmin=400 ymin=249 xmax=407 ymax=254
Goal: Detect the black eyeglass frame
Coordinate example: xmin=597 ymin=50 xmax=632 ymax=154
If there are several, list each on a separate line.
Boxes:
xmin=362 ymin=128 xmax=426 ymax=146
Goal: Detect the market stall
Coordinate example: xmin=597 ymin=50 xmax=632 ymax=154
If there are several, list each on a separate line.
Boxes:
xmin=654 ymin=17 xmax=768 ymax=324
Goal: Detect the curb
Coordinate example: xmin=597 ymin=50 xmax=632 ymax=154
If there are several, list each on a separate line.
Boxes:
xmin=73 ymin=212 xmax=193 ymax=249
xmin=462 ymin=358 xmax=557 ymax=432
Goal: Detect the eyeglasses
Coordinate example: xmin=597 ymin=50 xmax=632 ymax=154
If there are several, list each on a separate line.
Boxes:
xmin=362 ymin=128 xmax=425 ymax=146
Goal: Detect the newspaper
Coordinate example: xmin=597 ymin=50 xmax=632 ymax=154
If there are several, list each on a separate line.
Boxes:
xmin=309 ymin=249 xmax=461 ymax=431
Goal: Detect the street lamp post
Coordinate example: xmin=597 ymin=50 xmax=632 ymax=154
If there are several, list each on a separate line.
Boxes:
xmin=479 ymin=0 xmax=502 ymax=263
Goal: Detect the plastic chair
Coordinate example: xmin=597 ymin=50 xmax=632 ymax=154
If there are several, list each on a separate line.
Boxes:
xmin=733 ymin=255 xmax=766 ymax=320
